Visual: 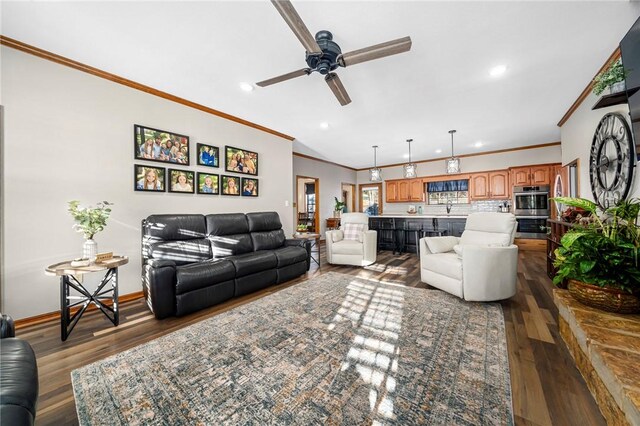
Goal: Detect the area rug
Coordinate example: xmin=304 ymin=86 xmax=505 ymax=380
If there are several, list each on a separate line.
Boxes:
xmin=72 ymin=272 xmax=513 ymax=425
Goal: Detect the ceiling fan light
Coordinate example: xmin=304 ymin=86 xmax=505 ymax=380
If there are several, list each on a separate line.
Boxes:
xmin=370 ymin=168 xmax=382 ymax=182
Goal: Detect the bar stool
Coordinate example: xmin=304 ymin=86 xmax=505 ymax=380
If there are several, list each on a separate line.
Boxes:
xmin=401 ymin=221 xmax=423 ymax=255
xmin=374 ymin=218 xmax=398 ymax=254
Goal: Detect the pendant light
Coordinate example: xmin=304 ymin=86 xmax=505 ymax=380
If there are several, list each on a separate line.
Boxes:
xmin=446 ymin=130 xmax=460 ymax=174
xmin=369 ymin=145 xmax=382 ymax=182
xmin=403 ymin=139 xmax=417 ymax=178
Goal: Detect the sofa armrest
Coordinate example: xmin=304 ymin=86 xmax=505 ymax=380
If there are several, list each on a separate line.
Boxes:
xmin=363 ymin=230 xmax=377 ymax=264
xmin=142 ymin=262 xmax=177 ymax=319
xmin=1 ymin=313 xmax=15 ymax=338
xmin=147 ymin=258 xmax=176 ymax=268
xmin=462 ymin=245 xmax=518 ymax=301
xmin=420 ymin=236 xmax=460 ymax=255
xmin=285 ymin=238 xmax=311 ymax=270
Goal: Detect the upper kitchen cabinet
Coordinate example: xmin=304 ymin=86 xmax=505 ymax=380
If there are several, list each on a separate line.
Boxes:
xmin=385 ymin=178 xmax=424 ymax=202
xmin=510 ymin=165 xmax=551 ymax=186
xmin=470 ymin=170 xmax=509 ymax=200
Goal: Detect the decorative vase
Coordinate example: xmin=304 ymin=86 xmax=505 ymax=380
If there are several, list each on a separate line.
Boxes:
xmin=334 ymin=210 xmax=342 ymax=218
xmin=567 ymin=279 xmax=640 ymax=314
xmin=607 ymin=81 xmax=626 ymax=95
xmin=83 ymin=239 xmax=98 ymax=263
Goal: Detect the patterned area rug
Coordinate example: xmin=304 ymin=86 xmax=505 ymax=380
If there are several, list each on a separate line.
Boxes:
xmin=72 ymin=272 xmax=513 ymax=425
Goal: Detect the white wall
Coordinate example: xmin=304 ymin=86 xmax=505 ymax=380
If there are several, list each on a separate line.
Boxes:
xmin=1 ymin=47 xmax=294 ymax=320
xmin=356 ymin=144 xmax=562 ymax=213
xmin=560 ymin=91 xmax=639 ymax=201
xmin=292 ymin=156 xmax=357 ymax=236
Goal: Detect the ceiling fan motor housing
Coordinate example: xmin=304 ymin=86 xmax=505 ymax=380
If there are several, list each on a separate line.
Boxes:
xmin=306 ymin=30 xmax=342 ymax=74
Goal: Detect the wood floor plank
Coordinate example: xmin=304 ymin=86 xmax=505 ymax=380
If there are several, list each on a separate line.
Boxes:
xmin=15 ymin=250 xmax=605 ymax=425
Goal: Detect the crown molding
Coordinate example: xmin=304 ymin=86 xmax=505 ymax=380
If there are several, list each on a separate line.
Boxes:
xmin=557 ymin=47 xmax=621 ymax=127
xmin=0 ymin=35 xmax=296 ymax=142
xmin=354 ymin=141 xmax=561 ymax=171
xmin=292 ymin=152 xmax=358 ymax=171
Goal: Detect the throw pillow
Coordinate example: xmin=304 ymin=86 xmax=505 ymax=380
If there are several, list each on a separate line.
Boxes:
xmin=343 ymin=223 xmax=365 ymax=241
xmin=425 ymin=236 xmax=459 ymax=254
xmin=331 ymin=230 xmax=344 ymax=243
xmin=453 ymin=244 xmax=463 ymax=258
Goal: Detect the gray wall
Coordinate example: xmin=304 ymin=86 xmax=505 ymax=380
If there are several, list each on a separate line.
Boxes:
xmin=1 ymin=47 xmax=294 ymax=319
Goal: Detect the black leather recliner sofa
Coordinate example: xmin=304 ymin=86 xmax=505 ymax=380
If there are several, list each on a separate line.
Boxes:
xmin=142 ymin=211 xmax=310 ymax=319
xmin=0 ymin=314 xmax=39 ymax=426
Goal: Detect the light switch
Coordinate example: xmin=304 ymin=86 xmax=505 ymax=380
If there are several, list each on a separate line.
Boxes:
xmin=285 ymin=200 xmax=290 ymax=207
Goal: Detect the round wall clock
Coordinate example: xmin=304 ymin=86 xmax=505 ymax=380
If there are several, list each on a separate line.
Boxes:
xmin=589 ymin=112 xmax=635 ymax=209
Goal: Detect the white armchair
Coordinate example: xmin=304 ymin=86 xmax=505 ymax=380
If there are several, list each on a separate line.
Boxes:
xmin=419 ymin=212 xmax=518 ymax=301
xmin=325 ymin=213 xmax=377 ymax=266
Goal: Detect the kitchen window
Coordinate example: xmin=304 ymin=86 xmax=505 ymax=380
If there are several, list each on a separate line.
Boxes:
xmin=427 ymin=179 xmax=469 ymax=205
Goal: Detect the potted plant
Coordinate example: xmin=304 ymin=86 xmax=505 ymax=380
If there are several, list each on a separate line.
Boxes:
xmin=334 ymin=197 xmax=346 ymax=218
xmin=552 ymin=197 xmax=640 ymax=313
xmin=68 ymin=200 xmax=113 ymax=263
xmin=592 ymin=59 xmax=628 ymax=96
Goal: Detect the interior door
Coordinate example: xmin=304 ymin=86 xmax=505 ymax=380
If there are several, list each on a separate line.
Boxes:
xmin=360 ymin=183 xmax=383 ymax=215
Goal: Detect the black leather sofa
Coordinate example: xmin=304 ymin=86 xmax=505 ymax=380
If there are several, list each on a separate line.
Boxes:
xmin=142 ymin=211 xmax=310 ymax=319
xmin=0 ymin=314 xmax=39 ymax=426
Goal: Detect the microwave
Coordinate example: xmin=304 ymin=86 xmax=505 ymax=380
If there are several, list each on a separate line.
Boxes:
xmin=513 ymin=185 xmax=550 ymax=217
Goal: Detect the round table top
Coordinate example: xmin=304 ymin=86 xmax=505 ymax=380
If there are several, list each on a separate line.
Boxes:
xmin=293 ymin=232 xmax=321 ymax=239
xmin=45 ymin=256 xmax=129 ymax=276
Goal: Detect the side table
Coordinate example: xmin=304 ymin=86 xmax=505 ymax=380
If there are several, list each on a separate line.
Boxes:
xmin=45 ymin=256 xmax=128 ymax=341
xmin=293 ymin=233 xmax=321 ymax=267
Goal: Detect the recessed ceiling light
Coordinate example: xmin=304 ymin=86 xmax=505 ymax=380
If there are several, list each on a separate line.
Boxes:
xmin=239 ymin=82 xmax=254 ymax=92
xmin=474 ymin=141 xmax=483 ymax=148
xmin=435 ymin=149 xmax=442 ymax=154
xmin=489 ymin=65 xmax=507 ymax=77
xmin=320 ymin=122 xmax=329 ymax=129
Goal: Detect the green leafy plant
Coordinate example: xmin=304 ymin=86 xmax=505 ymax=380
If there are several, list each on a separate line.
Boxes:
xmin=552 ymin=197 xmax=640 ymax=292
xmin=334 ymin=197 xmax=346 ymax=212
xmin=68 ymin=200 xmax=113 ymax=239
xmin=592 ymin=59 xmax=628 ymax=96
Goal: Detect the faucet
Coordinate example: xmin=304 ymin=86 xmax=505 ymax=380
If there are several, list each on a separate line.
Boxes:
xmin=446 ymin=200 xmax=453 ymax=214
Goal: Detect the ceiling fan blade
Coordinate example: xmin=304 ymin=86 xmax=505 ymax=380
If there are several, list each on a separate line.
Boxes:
xmin=338 ymin=36 xmax=412 ymax=67
xmin=256 ymin=68 xmax=311 ymax=87
xmin=325 ymin=73 xmax=351 ymax=106
xmin=271 ymin=0 xmax=322 ymax=54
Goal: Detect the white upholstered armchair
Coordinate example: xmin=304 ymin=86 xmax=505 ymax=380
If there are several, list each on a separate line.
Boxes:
xmin=419 ymin=212 xmax=518 ymax=301
xmin=325 ymin=213 xmax=377 ymax=266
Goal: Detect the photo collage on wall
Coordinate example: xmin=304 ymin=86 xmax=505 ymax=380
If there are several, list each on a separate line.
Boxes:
xmin=133 ymin=124 xmax=259 ymax=196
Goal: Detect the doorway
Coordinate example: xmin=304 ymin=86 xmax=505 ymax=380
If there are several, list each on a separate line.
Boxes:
xmin=341 ymin=183 xmax=356 ymax=212
xmin=296 ymin=176 xmax=320 ymax=233
xmin=359 ymin=183 xmax=383 ymax=216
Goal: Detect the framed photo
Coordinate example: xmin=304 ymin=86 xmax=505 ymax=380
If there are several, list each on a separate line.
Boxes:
xmin=134 ymin=124 xmax=189 ymax=165
xmin=241 ymin=178 xmax=259 ymax=197
xmin=168 ymin=169 xmax=195 ymax=193
xmin=134 ymin=165 xmax=165 ymax=192
xmin=197 ymin=143 xmax=219 ymax=168
xmin=197 ymin=173 xmax=219 ymax=195
xmin=221 ymin=175 xmax=241 ymax=196
xmin=224 ymin=146 xmax=258 ymax=176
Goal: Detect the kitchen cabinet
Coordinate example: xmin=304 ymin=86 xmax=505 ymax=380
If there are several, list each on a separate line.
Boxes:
xmin=470 ymin=170 xmax=509 ymax=200
xmin=385 ymin=178 xmax=424 ymax=202
xmin=510 ymin=165 xmax=551 ymax=186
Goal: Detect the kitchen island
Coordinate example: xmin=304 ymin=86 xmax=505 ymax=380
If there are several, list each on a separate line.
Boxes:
xmin=369 ymin=214 xmax=467 ymax=253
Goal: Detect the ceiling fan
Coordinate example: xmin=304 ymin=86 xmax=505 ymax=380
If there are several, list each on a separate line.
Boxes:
xmin=256 ymin=0 xmax=412 ymax=106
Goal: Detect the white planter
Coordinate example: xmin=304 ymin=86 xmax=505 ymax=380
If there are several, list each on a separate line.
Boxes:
xmin=607 ymin=81 xmax=626 ymax=95
xmin=83 ymin=239 xmax=98 ymax=263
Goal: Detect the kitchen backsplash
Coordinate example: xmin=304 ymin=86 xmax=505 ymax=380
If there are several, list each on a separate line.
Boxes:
xmin=384 ymin=200 xmax=508 ymax=215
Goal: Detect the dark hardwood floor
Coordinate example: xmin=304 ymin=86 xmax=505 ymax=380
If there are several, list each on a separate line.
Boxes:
xmin=16 ymin=249 xmax=605 ymax=425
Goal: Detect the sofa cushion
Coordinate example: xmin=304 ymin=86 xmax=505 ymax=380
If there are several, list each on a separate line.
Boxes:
xmin=421 ymin=252 xmax=462 ymax=280
xmin=247 ymin=212 xmax=282 ymax=232
xmin=425 ymin=236 xmax=458 ymax=254
xmin=0 ymin=338 xmax=38 ymax=419
xmin=149 ymin=239 xmax=212 ymax=265
xmin=273 ymin=246 xmax=308 ymax=267
xmin=331 ymin=240 xmax=363 ymax=255
xmin=145 ymin=215 xmax=206 ymax=240
xmin=210 ymin=234 xmax=254 ymax=258
xmin=251 ymin=229 xmax=285 ymax=251
xmin=175 ymin=259 xmax=235 ymax=295
xmin=460 ymin=230 xmax=510 ymax=247
xmin=206 ymin=213 xmax=249 ymax=236
xmin=227 ymin=251 xmax=277 ymax=277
